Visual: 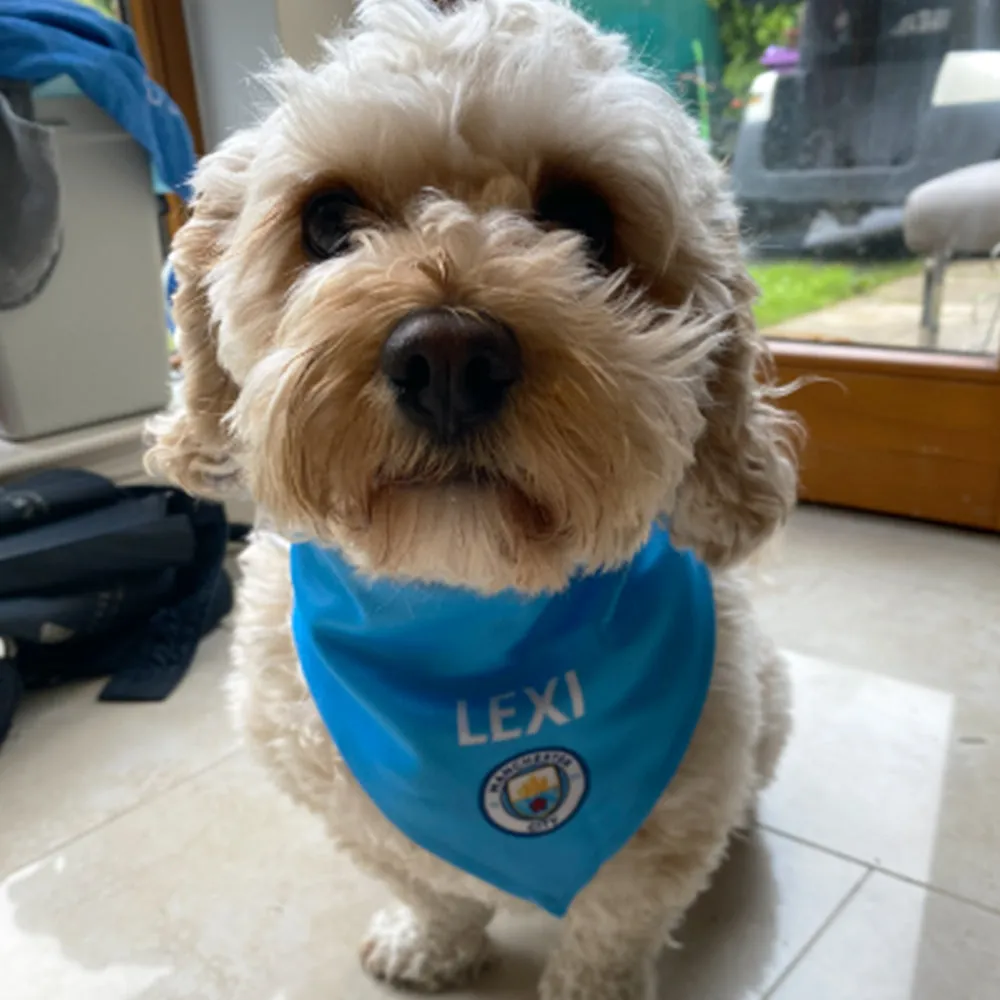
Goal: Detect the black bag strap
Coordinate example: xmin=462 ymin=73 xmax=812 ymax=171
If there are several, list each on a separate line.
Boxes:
xmin=99 ymin=492 xmax=232 ymax=702
xmin=0 ymin=639 xmax=22 ymax=749
xmin=0 ymin=469 xmax=233 ymax=705
xmin=0 ymin=468 xmax=120 ymax=536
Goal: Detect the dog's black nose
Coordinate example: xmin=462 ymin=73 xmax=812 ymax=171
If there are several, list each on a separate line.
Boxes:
xmin=381 ymin=308 xmax=521 ymax=438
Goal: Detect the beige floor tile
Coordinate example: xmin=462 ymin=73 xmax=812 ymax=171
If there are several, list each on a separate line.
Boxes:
xmin=766 ymin=506 xmax=1000 ymax=593
xmin=0 ymin=746 xmax=864 ymax=1000
xmin=753 ymin=510 xmax=1000 ymax=912
xmin=0 ymin=628 xmax=237 ymax=878
xmin=0 ymin=752 xmax=373 ymax=1000
xmin=768 ymin=873 xmax=1000 ymax=1000
xmin=659 ymin=829 xmax=865 ymax=1000
xmin=759 ymin=653 xmax=955 ymax=885
xmin=754 ymin=507 xmax=1000 ymax=694
xmin=927 ymin=694 xmax=1000 ymax=912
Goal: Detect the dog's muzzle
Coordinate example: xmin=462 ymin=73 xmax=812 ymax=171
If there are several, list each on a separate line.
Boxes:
xmin=380 ymin=308 xmax=521 ymax=441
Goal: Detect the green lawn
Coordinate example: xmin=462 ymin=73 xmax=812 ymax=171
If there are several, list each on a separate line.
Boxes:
xmin=749 ymin=260 xmax=918 ymax=328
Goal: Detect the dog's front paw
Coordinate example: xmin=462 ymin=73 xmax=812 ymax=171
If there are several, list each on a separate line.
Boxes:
xmin=538 ymin=956 xmax=655 ymax=1000
xmin=360 ymin=904 xmax=490 ymax=992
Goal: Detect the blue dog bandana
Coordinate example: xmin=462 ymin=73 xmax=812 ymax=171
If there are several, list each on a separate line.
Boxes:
xmin=291 ymin=526 xmax=715 ymax=916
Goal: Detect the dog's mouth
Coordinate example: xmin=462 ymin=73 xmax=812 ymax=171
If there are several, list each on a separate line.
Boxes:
xmin=374 ymin=464 xmax=559 ymax=540
xmin=377 ymin=461 xmax=502 ymax=489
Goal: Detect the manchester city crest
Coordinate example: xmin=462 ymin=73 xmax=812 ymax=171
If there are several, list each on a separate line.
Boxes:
xmin=481 ymin=748 xmax=588 ymax=835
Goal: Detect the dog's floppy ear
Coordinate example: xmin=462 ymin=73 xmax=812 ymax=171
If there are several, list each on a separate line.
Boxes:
xmin=668 ymin=263 xmax=799 ymax=568
xmin=147 ymin=132 xmax=256 ymax=497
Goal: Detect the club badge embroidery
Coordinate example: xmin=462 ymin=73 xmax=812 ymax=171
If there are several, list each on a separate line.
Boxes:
xmin=481 ymin=748 xmax=588 ymax=836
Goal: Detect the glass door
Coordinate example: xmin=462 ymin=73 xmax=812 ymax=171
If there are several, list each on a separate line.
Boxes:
xmin=733 ymin=0 xmax=1000 ymax=530
xmin=643 ymin=0 xmax=1000 ymax=530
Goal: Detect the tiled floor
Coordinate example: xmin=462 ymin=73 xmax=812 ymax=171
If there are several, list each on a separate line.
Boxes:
xmin=2 ymin=507 xmax=1000 ymax=999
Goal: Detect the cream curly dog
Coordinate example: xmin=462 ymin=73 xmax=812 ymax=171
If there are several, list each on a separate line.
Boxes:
xmin=149 ymin=1 xmax=797 ymax=996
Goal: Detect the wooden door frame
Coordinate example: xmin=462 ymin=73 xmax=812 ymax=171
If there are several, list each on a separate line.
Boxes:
xmin=772 ymin=342 xmax=1000 ymax=531
xmin=128 ymin=0 xmax=204 ymax=237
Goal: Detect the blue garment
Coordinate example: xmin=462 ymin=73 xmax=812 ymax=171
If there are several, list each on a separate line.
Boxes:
xmin=0 ymin=1 xmax=195 ymax=198
xmin=163 ymin=260 xmax=178 ymax=348
xmin=291 ymin=526 xmax=715 ymax=916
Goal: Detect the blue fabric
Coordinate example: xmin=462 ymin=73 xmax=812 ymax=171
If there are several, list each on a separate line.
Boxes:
xmin=291 ymin=526 xmax=715 ymax=916
xmin=33 ymin=75 xmax=172 ymax=194
xmin=0 ymin=1 xmax=195 ymax=198
xmin=163 ymin=260 xmax=178 ymax=348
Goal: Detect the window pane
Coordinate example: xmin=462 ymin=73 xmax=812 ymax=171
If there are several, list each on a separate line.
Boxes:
xmin=592 ymin=0 xmax=1000 ymax=355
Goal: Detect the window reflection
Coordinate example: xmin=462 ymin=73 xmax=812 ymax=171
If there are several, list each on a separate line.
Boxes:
xmin=594 ymin=0 xmax=1000 ymax=354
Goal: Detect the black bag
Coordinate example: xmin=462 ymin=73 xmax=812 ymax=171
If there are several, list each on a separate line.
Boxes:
xmin=0 ymin=469 xmax=234 ymax=749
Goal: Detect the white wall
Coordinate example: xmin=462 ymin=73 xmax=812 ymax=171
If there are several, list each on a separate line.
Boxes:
xmin=277 ymin=0 xmax=354 ymax=65
xmin=182 ymin=0 xmax=355 ymax=150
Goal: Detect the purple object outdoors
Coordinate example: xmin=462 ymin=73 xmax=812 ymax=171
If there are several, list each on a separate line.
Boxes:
xmin=760 ymin=45 xmax=799 ymax=72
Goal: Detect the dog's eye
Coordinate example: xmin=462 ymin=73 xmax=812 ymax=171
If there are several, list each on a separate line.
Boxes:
xmin=302 ymin=187 xmax=364 ymax=261
xmin=535 ymin=180 xmax=615 ymax=268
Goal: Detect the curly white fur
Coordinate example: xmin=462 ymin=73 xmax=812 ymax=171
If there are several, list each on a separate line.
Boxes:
xmin=149 ymin=1 xmax=797 ymax=996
